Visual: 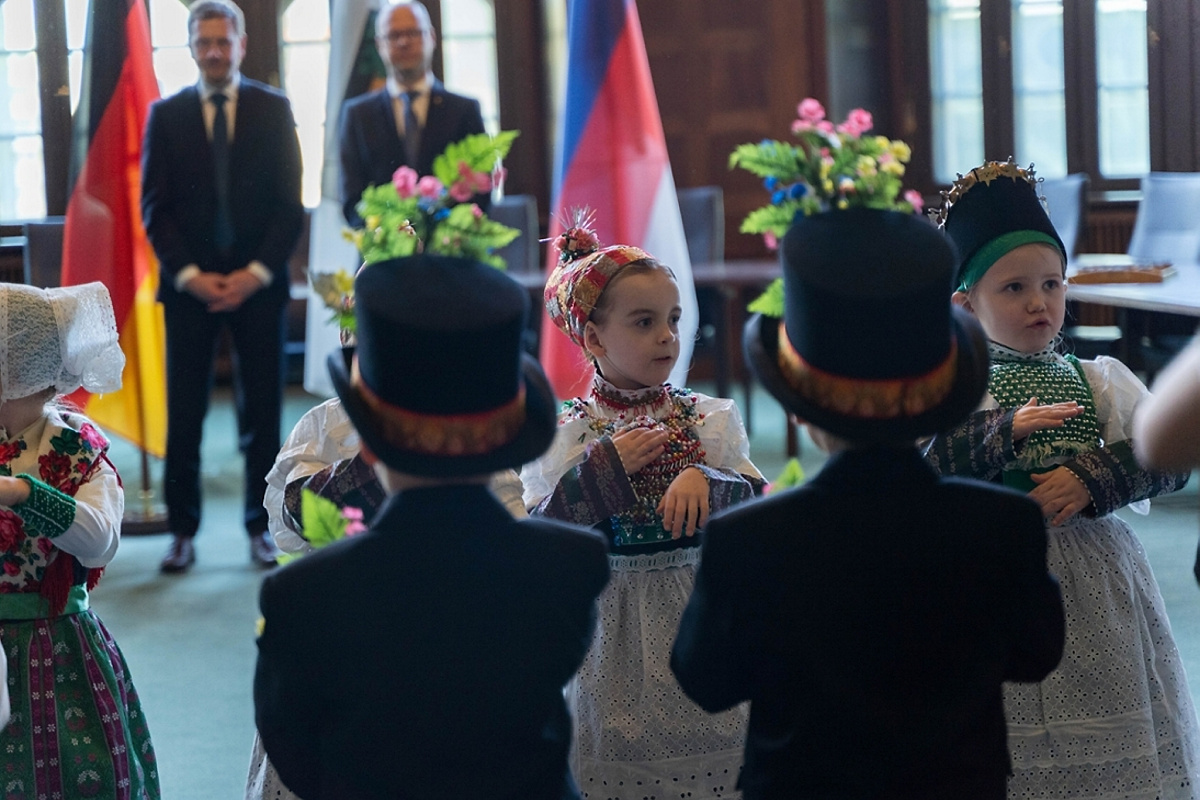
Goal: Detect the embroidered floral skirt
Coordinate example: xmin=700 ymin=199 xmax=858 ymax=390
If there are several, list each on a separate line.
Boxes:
xmin=570 ymin=547 xmax=746 ymax=799
xmin=1005 ymin=514 xmax=1200 ymax=799
xmin=0 ymin=607 xmax=160 ymax=800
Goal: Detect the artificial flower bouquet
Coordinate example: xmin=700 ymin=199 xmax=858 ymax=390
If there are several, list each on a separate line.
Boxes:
xmin=348 ymin=130 xmax=521 ymax=267
xmin=310 ymin=130 xmax=522 ymax=341
xmin=734 ymin=98 xmax=923 ymax=317
xmin=731 ymin=98 xmax=923 ymax=250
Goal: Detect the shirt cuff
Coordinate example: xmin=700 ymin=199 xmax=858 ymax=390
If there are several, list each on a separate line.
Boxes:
xmin=174 ymin=264 xmax=202 ymax=292
xmin=246 ymin=261 xmax=273 ymax=288
xmin=13 ymin=474 xmax=76 ymax=538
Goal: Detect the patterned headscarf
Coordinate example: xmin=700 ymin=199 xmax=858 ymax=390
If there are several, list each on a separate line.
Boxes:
xmin=543 ymin=210 xmax=655 ymax=348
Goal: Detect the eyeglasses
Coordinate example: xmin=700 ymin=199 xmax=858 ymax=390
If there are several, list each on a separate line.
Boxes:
xmin=383 ymin=29 xmax=427 ymax=44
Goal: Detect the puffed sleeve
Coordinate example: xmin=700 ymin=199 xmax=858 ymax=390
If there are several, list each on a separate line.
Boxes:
xmin=521 ymin=413 xmax=638 ymax=524
xmin=1062 ymin=357 xmax=1189 ymax=516
xmin=265 ymin=398 xmax=365 ymax=549
xmin=25 ymin=456 xmax=122 ymax=568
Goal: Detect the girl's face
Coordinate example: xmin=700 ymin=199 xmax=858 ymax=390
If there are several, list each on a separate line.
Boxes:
xmin=955 ymin=243 xmax=1066 ymax=354
xmin=584 ymin=268 xmax=681 ymax=390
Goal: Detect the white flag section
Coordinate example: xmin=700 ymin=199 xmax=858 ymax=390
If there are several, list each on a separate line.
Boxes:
xmin=642 ymin=165 xmax=698 ymax=389
xmin=303 ymin=0 xmax=377 ymax=397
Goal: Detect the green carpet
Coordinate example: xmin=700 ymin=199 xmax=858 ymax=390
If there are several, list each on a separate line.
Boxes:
xmin=91 ymin=384 xmax=1200 ymax=800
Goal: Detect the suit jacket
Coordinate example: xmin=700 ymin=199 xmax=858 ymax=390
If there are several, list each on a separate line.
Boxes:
xmin=141 ymin=79 xmax=304 ymax=305
xmin=338 ymin=82 xmax=486 ymax=225
xmin=671 ymin=445 xmax=1065 ymax=800
xmin=255 ymin=484 xmax=610 ymax=800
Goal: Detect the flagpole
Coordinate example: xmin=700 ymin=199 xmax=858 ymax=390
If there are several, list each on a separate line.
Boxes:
xmin=122 ymin=353 xmax=169 ymax=536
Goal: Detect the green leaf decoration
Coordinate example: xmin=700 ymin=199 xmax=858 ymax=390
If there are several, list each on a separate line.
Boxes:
xmin=432 ymin=130 xmax=519 ymax=187
xmin=768 ymin=458 xmax=806 ymax=493
xmin=300 ymin=489 xmax=349 ymax=550
xmin=747 ymin=277 xmax=785 ymax=317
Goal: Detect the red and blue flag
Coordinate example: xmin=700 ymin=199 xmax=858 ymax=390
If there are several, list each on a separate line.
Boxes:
xmin=539 ymin=0 xmax=697 ymax=400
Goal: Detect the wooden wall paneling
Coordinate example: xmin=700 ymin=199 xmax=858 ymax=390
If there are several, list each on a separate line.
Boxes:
xmin=642 ymin=0 xmax=828 ymax=260
xmin=239 ymin=0 xmax=282 ymax=86
xmin=884 ymin=0 xmax=934 ymax=195
xmin=33 ymin=0 xmax=70 ymax=216
xmin=1148 ymin=0 xmax=1199 ymax=171
xmin=494 ymin=0 xmax=550 ymax=223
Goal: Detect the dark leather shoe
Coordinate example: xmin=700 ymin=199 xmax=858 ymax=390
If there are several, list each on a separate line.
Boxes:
xmin=160 ymin=535 xmax=195 ymax=574
xmin=249 ymin=532 xmax=280 ymax=568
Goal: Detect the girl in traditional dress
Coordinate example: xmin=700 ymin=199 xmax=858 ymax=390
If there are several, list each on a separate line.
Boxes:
xmin=0 ymin=282 xmax=159 ymax=799
xmin=523 ymin=214 xmax=762 ymax=798
xmin=929 ymin=160 xmax=1200 ymax=799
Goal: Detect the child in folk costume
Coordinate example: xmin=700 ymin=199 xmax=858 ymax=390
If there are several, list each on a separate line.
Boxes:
xmin=522 ymin=215 xmax=763 ymax=798
xmin=672 ymin=207 xmax=1064 ymax=799
xmin=0 ymin=283 xmax=159 ymax=799
xmin=930 ymin=160 xmax=1200 ymax=798
xmin=255 ymin=254 xmax=609 ymax=800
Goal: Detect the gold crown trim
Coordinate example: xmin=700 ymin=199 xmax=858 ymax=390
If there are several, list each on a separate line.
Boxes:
xmin=927 ymin=156 xmax=1044 ymax=229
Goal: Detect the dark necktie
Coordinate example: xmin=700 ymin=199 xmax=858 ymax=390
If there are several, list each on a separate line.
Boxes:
xmin=211 ymin=92 xmax=234 ymax=253
xmin=402 ymin=90 xmax=422 ymax=168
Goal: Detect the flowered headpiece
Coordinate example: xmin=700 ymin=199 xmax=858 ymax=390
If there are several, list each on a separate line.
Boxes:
xmin=543 ymin=210 xmax=655 ymax=348
xmin=930 ymin=158 xmax=1066 ymax=291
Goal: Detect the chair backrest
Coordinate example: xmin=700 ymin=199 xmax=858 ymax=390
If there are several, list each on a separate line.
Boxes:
xmin=1127 ymin=172 xmax=1200 ymax=263
xmin=1038 ymin=173 xmax=1087 ymax=258
xmin=22 ymin=217 xmax=66 ymax=288
xmin=489 ymin=194 xmax=540 ymax=274
xmin=677 ymin=185 xmax=724 ymax=265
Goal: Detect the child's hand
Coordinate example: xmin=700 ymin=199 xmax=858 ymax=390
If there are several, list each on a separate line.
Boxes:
xmin=1012 ymin=397 xmax=1083 ymax=440
xmin=1029 ymin=467 xmax=1091 ymax=526
xmin=657 ymin=467 xmax=709 ymax=539
xmin=611 ymin=427 xmax=668 ymax=476
xmin=0 ymin=477 xmax=30 ymax=509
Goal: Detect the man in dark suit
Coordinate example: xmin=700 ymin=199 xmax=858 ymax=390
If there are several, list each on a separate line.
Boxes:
xmin=141 ymin=0 xmax=303 ymax=573
xmin=254 ymin=254 xmax=609 ymax=799
xmin=671 ymin=210 xmax=1066 ymax=799
xmin=338 ymin=1 xmax=487 ymax=226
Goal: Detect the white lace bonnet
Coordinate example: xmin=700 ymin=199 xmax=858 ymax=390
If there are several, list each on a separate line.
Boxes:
xmin=0 ymin=282 xmax=125 ymax=403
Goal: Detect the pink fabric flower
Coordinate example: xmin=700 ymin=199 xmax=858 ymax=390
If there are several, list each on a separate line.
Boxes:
xmin=791 ymin=119 xmax=812 ymax=134
xmin=416 ymin=175 xmax=444 ymax=201
xmin=391 ymin=166 xmax=419 ymax=198
xmin=341 ymin=506 xmax=367 ymax=537
xmin=763 ymin=231 xmax=778 ymax=251
xmin=471 ymin=204 xmax=483 ymax=219
xmin=816 ymin=120 xmax=835 ymax=135
xmin=797 ymin=98 xmax=825 ymax=123
xmin=904 ymin=189 xmax=924 ymax=212
xmin=837 ymin=108 xmax=874 ymax=137
xmin=448 ymin=182 xmax=475 ymax=203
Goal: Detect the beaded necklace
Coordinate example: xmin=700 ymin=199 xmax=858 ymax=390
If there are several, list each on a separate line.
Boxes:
xmin=566 ymin=374 xmax=708 ymax=548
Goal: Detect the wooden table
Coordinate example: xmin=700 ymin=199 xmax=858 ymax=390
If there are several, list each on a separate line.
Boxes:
xmin=1067 ymin=261 xmax=1200 ymax=318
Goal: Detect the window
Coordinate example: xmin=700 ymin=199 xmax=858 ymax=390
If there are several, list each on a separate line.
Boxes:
xmin=0 ymin=0 xmax=45 ymax=220
xmin=281 ymin=0 xmax=330 ymax=208
xmin=147 ymin=0 xmax=197 ymax=99
xmin=927 ymin=0 xmax=1150 ymax=187
xmin=929 ymin=0 xmax=984 ymax=182
xmin=440 ymin=0 xmax=500 ymax=134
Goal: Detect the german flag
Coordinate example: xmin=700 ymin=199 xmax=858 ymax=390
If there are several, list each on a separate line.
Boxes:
xmin=62 ymin=0 xmax=166 ymax=457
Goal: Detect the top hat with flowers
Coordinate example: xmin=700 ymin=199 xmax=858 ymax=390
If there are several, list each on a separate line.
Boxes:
xmin=327 ymin=253 xmax=557 ymax=477
xmin=736 ymin=99 xmax=988 ymax=441
xmin=743 ymin=209 xmax=990 ymax=441
xmin=312 ymin=131 xmax=523 ymax=345
xmin=929 ymin=158 xmax=1066 ymax=291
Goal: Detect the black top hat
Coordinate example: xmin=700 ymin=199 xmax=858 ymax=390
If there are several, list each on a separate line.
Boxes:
xmin=934 ymin=160 xmax=1066 ymax=289
xmin=328 ymin=253 xmax=557 ymax=477
xmin=744 ymin=207 xmax=990 ymax=442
